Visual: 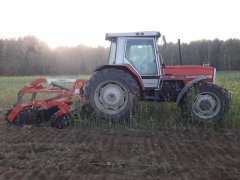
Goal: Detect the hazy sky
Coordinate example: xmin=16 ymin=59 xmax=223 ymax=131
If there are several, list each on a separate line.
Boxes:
xmin=0 ymin=0 xmax=239 ymax=48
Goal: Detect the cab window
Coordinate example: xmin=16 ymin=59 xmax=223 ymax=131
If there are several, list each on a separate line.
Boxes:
xmin=125 ymin=38 xmax=158 ymax=75
xmin=109 ymin=41 xmax=117 ymax=64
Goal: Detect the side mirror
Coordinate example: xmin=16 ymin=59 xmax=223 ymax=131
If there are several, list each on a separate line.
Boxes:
xmin=158 ymin=35 xmax=166 ymax=52
xmin=162 ymin=35 xmax=166 ymax=46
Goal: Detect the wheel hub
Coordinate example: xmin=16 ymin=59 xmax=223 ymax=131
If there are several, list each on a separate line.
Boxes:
xmin=94 ymin=82 xmax=128 ymax=115
xmin=192 ymin=93 xmax=220 ymax=119
xmin=98 ymin=84 xmax=125 ymax=110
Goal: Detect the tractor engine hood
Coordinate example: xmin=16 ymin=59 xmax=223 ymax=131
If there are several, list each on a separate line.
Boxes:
xmin=162 ymin=65 xmax=215 ymax=84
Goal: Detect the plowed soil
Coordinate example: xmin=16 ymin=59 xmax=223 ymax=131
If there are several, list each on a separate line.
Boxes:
xmin=0 ymin=114 xmax=240 ymax=179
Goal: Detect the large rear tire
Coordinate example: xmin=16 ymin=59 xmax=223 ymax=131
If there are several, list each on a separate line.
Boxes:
xmin=179 ymin=83 xmax=230 ymax=123
xmin=84 ymin=68 xmax=140 ymax=120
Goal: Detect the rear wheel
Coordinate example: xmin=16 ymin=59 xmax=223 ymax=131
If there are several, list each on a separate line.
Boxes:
xmin=180 ymin=83 xmax=230 ymax=123
xmin=84 ymin=68 xmax=140 ymax=120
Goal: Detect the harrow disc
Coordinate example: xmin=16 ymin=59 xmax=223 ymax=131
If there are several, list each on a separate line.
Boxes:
xmin=50 ymin=113 xmax=71 ymax=129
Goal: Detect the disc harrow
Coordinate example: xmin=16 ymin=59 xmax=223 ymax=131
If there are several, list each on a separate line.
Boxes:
xmin=5 ymin=78 xmax=86 ymax=128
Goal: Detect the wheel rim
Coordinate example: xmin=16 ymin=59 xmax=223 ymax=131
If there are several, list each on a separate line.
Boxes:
xmin=192 ymin=92 xmax=221 ymax=119
xmin=94 ymin=81 xmax=128 ymax=115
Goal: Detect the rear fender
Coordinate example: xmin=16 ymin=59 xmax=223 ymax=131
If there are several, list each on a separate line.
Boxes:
xmin=176 ymin=76 xmax=208 ymax=105
xmin=94 ymin=64 xmax=144 ymax=91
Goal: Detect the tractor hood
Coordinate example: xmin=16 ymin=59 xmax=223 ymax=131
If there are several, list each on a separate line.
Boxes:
xmin=163 ymin=65 xmax=215 ymax=84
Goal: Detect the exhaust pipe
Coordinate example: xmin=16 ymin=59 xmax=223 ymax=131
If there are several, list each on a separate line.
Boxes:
xmin=178 ymin=39 xmax=183 ymax=65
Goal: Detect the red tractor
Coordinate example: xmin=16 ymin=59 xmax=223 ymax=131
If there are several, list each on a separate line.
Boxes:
xmin=6 ymin=31 xmax=230 ymax=127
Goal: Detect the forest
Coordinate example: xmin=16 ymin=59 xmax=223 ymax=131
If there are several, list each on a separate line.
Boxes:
xmin=0 ymin=36 xmax=239 ymax=76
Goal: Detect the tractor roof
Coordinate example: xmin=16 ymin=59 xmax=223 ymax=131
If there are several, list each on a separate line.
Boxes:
xmin=105 ymin=31 xmax=161 ymax=41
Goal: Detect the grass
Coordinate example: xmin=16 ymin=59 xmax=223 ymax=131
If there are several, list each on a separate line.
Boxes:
xmin=216 ymin=71 xmax=240 ymax=129
xmin=70 ymin=101 xmax=184 ymax=131
xmin=217 ymin=71 xmax=240 ymax=81
xmin=0 ymin=76 xmax=37 ymax=106
xmin=0 ymin=71 xmax=240 ymax=130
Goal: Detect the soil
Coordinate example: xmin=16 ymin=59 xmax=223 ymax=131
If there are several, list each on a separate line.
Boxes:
xmin=0 ymin=111 xmax=240 ymax=180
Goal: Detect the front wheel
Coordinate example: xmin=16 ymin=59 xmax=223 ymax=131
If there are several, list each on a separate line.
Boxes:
xmin=179 ymin=83 xmax=230 ymax=123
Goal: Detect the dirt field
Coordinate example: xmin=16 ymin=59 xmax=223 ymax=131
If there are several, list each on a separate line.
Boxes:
xmin=0 ymin=114 xmax=240 ymax=180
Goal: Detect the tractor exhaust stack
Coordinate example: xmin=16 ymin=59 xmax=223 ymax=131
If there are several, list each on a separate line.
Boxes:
xmin=178 ymin=39 xmax=183 ymax=65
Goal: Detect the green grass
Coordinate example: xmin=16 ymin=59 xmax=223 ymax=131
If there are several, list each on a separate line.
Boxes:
xmin=71 ymin=101 xmax=184 ymax=131
xmin=0 ymin=76 xmax=37 ymax=106
xmin=216 ymin=71 xmax=240 ymax=129
xmin=0 ymin=72 xmax=240 ymax=130
xmin=217 ymin=71 xmax=240 ymax=81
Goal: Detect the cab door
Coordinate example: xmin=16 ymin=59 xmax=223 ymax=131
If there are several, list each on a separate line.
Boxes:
xmin=124 ymin=38 xmax=161 ymax=89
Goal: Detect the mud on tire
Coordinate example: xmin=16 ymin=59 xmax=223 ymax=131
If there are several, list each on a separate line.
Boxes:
xmin=84 ymin=68 xmax=140 ymax=120
xmin=179 ymin=83 xmax=230 ymax=123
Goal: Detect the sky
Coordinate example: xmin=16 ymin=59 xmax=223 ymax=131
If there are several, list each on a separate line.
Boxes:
xmin=0 ymin=0 xmax=239 ymax=48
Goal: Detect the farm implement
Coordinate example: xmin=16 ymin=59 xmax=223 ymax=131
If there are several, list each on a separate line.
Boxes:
xmin=5 ymin=78 xmax=86 ymax=128
xmin=5 ymin=31 xmax=231 ymax=128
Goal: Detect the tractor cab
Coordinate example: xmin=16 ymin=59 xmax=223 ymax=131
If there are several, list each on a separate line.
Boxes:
xmin=106 ymin=32 xmax=161 ymax=89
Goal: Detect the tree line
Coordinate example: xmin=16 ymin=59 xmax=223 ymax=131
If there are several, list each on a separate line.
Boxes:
xmin=0 ymin=36 xmax=108 ymax=76
xmin=162 ymin=39 xmax=240 ymax=70
xmin=0 ymin=36 xmax=239 ymax=76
